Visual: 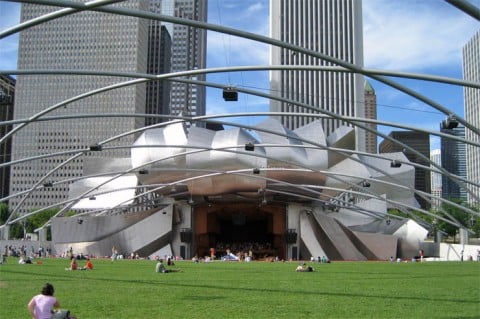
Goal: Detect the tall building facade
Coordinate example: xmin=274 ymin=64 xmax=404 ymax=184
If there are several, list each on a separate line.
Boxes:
xmin=270 ymin=0 xmax=365 ymax=150
xmin=430 ymin=149 xmax=442 ymax=209
xmin=364 ymin=80 xmax=377 ymax=154
xmin=163 ymin=0 xmax=207 ymax=120
xmin=463 ymin=29 xmax=480 ymax=207
xmin=379 ymin=131 xmax=431 ymax=209
xmin=10 ymin=2 xmax=149 ymax=214
xmin=146 ymin=1 xmax=172 ymax=126
xmin=0 ymin=75 xmax=15 ymax=202
xmin=440 ymin=125 xmax=467 ymax=202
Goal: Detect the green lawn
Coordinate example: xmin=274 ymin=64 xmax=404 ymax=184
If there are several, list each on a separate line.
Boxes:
xmin=1 ymin=257 xmax=479 ymax=318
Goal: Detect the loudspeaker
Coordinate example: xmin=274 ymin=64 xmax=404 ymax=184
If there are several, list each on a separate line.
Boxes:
xmin=180 ymin=229 xmax=192 ymax=243
xmin=286 ymin=229 xmax=297 ymax=244
xmin=223 ymin=87 xmax=238 ymax=101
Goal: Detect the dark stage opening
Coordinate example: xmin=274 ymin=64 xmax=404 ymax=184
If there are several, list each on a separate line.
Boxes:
xmin=214 ymin=212 xmax=274 ymax=259
xmin=217 ymin=212 xmax=271 ymax=243
xmin=194 ymin=204 xmax=286 ymax=260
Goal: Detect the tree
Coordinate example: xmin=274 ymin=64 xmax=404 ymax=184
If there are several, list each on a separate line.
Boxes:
xmin=28 ymin=209 xmax=58 ymax=230
xmin=437 ymin=198 xmax=473 ymax=243
xmin=27 ymin=209 xmax=60 ymax=241
xmin=465 ymin=203 xmax=480 ymax=238
xmin=8 ymin=220 xmax=29 ymax=239
xmin=0 ymin=203 xmax=8 ymax=224
xmin=3 ymin=208 xmax=61 ymax=240
xmin=0 ymin=205 xmax=25 ymax=239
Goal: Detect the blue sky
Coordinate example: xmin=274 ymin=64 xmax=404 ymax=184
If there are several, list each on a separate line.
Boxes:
xmin=1 ymin=0 xmax=479 ymax=150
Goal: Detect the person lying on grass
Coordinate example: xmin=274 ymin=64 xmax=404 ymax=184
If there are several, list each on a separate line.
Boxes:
xmin=295 ymin=263 xmax=314 ymax=272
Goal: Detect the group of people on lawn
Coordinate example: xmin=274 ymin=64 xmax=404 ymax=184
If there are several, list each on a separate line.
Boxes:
xmin=65 ymin=256 xmax=93 ymax=271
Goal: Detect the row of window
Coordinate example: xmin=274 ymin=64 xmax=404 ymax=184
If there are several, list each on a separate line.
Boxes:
xmin=9 ymin=192 xmax=68 ymax=200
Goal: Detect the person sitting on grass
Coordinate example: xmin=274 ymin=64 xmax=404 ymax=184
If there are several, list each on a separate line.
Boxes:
xmin=65 ymin=256 xmax=78 ymax=270
xmin=81 ymin=258 xmax=93 ymax=270
xmin=156 ymin=259 xmax=167 ymax=273
xmin=155 ymin=259 xmax=179 ymax=273
xmin=28 ymin=283 xmax=61 ymax=319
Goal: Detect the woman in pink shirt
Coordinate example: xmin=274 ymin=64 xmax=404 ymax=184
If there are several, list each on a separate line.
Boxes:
xmin=28 ymin=283 xmax=60 ymax=319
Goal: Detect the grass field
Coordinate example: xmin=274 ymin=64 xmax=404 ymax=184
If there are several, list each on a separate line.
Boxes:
xmin=0 ymin=257 xmax=479 ymax=319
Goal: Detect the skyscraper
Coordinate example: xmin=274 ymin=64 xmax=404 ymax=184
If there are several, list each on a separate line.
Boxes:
xmin=379 ymin=131 xmax=431 ymax=209
xmin=269 ymin=0 xmax=365 ymax=150
xmin=463 ymin=29 xmax=480 ymax=206
xmin=10 ymin=1 xmax=149 ymax=214
xmin=164 ymin=0 xmax=207 ymax=120
xmin=146 ymin=0 xmax=172 ymax=126
xmin=430 ymin=149 xmax=442 ymax=209
xmin=440 ymin=125 xmax=467 ymax=202
xmin=0 ymin=75 xmax=15 ymax=202
xmin=364 ymin=80 xmax=377 ymax=154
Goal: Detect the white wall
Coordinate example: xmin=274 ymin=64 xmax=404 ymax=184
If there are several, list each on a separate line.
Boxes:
xmin=436 ymin=243 xmax=480 ymax=261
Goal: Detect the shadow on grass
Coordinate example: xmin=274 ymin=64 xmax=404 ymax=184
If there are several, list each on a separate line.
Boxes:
xmin=180 ymin=295 xmax=227 ymax=301
xmin=1 ymin=267 xmax=477 ymax=306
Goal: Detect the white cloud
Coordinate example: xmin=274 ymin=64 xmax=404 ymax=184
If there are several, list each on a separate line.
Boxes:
xmin=0 ymin=50 xmax=18 ymax=70
xmin=245 ymin=2 xmax=265 ymax=16
xmin=0 ymin=34 xmax=19 ymax=53
xmin=208 ymin=31 xmax=270 ymax=67
xmin=430 ymin=136 xmax=440 ymax=151
xmin=0 ymin=2 xmax=20 ymax=30
xmin=209 ymin=0 xmax=269 ymax=35
xmin=363 ymin=0 xmax=480 ymax=71
xmin=0 ymin=2 xmax=21 ymax=70
xmin=207 ymin=1 xmax=270 ymax=70
xmin=205 ymin=98 xmax=269 ymax=128
xmin=0 ymin=34 xmax=19 ymax=69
